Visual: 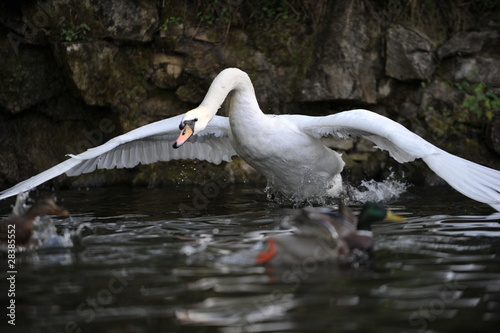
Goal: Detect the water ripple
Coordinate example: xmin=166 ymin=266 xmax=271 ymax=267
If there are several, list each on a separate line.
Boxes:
xmin=2 ymin=185 xmax=500 ymax=332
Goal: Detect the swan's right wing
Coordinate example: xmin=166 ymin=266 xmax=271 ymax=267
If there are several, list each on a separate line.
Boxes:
xmin=0 ymin=115 xmax=236 ymax=201
xmin=286 ymin=109 xmax=500 ymax=211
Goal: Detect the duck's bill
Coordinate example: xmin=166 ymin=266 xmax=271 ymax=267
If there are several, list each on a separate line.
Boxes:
xmin=385 ymin=210 xmax=405 ymax=222
xmin=51 ymin=208 xmax=70 ymax=217
xmin=173 ymin=124 xmax=193 ymax=149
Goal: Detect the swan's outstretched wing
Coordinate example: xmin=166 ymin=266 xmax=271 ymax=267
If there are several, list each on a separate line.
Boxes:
xmin=0 ymin=115 xmax=236 ymax=200
xmin=286 ymin=109 xmax=500 ymax=211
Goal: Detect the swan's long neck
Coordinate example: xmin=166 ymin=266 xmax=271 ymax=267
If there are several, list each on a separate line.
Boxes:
xmin=199 ymin=68 xmax=262 ymax=121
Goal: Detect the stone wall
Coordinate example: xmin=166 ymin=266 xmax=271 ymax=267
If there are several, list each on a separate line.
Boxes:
xmin=0 ymin=0 xmax=499 ymax=190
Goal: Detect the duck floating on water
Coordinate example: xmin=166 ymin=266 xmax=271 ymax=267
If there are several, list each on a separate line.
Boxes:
xmin=0 ymin=68 xmax=499 ymax=210
xmin=0 ymin=196 xmax=69 ymax=246
xmin=255 ymin=202 xmax=404 ymax=266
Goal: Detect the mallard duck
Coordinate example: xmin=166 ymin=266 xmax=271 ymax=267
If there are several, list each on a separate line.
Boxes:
xmin=255 ymin=201 xmax=404 ymax=265
xmin=1 ymin=68 xmax=499 ymax=210
xmin=0 ymin=197 xmax=69 ymax=246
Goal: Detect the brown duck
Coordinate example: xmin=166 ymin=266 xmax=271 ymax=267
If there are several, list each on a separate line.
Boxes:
xmin=0 ymin=197 xmax=69 ymax=246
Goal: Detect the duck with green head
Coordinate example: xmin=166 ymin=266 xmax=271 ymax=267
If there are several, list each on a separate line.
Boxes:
xmin=255 ymin=201 xmax=404 ymax=265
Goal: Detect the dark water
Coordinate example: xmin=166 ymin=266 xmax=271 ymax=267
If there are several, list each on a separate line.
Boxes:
xmin=1 ymin=183 xmax=500 ymax=333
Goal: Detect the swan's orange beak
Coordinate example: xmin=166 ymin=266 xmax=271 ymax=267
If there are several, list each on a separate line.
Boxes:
xmin=173 ymin=124 xmax=193 ymax=149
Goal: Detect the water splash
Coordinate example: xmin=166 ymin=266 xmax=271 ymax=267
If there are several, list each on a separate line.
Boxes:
xmin=265 ymin=172 xmax=409 ymax=206
xmin=11 ymin=191 xmax=31 ymax=216
xmin=346 ymin=173 xmax=409 ymax=204
xmin=7 ymin=192 xmax=76 ymax=251
xmin=30 ymin=216 xmax=73 ymax=249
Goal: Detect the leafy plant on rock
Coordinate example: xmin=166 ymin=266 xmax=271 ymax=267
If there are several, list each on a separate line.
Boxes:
xmin=457 ymin=80 xmax=500 ymax=121
xmin=61 ymin=23 xmax=90 ymax=42
xmin=161 ymin=16 xmax=182 ymax=31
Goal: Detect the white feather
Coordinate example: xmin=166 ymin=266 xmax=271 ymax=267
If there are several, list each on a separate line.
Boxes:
xmin=285 ymin=110 xmax=500 ymax=210
xmin=0 ymin=115 xmax=236 ymax=200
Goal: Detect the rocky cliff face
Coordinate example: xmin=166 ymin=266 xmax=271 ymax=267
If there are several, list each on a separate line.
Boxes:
xmin=0 ymin=0 xmax=499 ymax=190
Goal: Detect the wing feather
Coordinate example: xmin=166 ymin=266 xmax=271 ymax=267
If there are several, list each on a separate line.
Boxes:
xmin=285 ymin=109 xmax=500 ymax=211
xmin=0 ymin=115 xmax=236 ymax=200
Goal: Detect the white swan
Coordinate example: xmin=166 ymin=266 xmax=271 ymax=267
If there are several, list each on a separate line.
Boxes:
xmin=1 ymin=68 xmax=499 ymax=211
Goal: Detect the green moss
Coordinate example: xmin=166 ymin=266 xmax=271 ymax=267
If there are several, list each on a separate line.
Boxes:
xmin=133 ymin=160 xmax=227 ymax=187
xmin=132 ymin=158 xmax=263 ymax=187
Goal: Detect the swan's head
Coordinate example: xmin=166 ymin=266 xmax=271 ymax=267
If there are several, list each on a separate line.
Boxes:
xmin=173 ymin=106 xmax=213 ymax=148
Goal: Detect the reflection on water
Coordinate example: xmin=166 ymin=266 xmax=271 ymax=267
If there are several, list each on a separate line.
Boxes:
xmin=1 ymin=184 xmax=499 ymax=333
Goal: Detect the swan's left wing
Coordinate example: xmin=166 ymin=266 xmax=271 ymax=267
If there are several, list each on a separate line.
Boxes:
xmin=0 ymin=115 xmax=236 ymax=201
xmin=285 ymin=109 xmax=500 ymax=211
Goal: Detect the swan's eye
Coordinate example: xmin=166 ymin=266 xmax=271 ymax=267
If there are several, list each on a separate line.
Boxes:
xmin=181 ymin=119 xmax=198 ymax=129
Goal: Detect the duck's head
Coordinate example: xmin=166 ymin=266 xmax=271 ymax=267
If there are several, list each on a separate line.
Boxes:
xmin=173 ymin=106 xmax=213 ymax=149
xmin=357 ymin=202 xmax=404 ymax=231
xmin=27 ymin=197 xmax=69 ymax=218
